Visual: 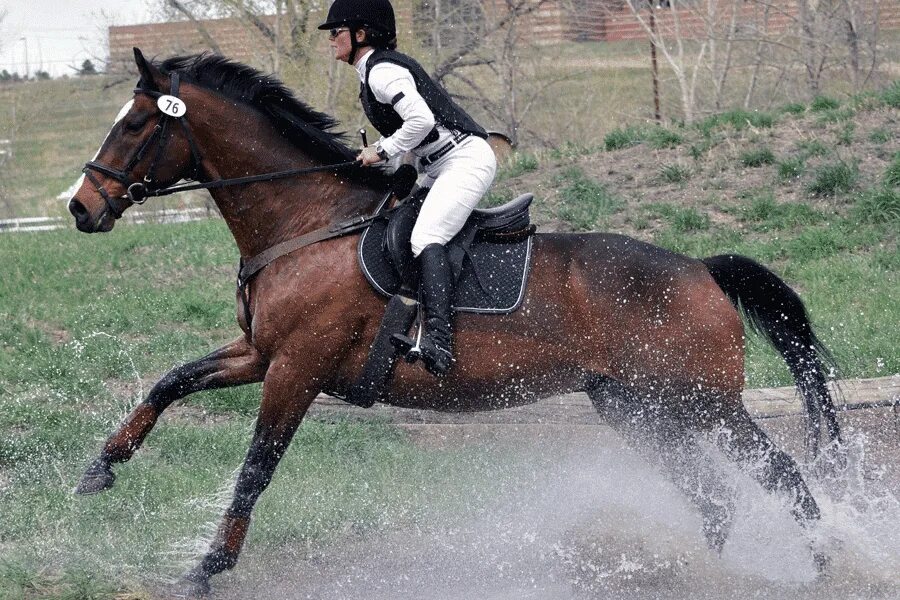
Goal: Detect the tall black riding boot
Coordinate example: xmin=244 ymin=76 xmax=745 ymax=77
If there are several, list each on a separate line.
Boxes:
xmin=391 ymin=243 xmax=455 ymax=376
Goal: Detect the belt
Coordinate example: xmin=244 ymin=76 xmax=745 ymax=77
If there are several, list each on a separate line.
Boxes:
xmin=419 ymin=132 xmax=471 ymax=167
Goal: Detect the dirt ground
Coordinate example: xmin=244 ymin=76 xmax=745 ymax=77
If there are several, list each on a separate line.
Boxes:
xmin=167 ymin=382 xmax=900 ymax=600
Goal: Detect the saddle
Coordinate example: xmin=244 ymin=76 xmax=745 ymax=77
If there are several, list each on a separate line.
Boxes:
xmin=342 ymin=189 xmax=537 ymax=407
xmin=359 ymin=189 xmax=535 ymax=311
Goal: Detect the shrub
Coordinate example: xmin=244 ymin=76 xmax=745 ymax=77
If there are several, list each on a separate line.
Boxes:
xmin=667 ymin=207 xmax=710 ymax=232
xmin=806 ymin=161 xmax=859 ymax=197
xmin=816 ymin=108 xmax=855 ymax=124
xmin=880 ymin=81 xmax=900 ymax=109
xmin=646 ymin=126 xmax=683 ymax=149
xmin=836 ymin=122 xmax=855 ymax=145
xmin=501 ymin=152 xmax=539 ymax=179
xmin=556 ymin=168 xmax=623 ymax=230
xmin=810 ymin=95 xmax=840 ymax=112
xmin=604 ymin=125 xmax=645 ymax=151
xmin=777 ymin=157 xmax=805 ymax=181
xmin=696 ymin=110 xmax=775 ymax=134
xmin=658 ymin=164 xmax=691 ymax=184
xmin=780 ymin=102 xmax=806 ymax=115
xmin=739 ymin=193 xmax=823 ymax=229
xmin=869 ymin=128 xmax=890 ymax=144
xmin=884 ymin=153 xmax=900 ymax=187
xmin=852 ymin=187 xmax=900 ymax=223
xmin=796 ymin=139 xmax=830 ymax=158
xmin=740 ymin=147 xmax=776 ymax=167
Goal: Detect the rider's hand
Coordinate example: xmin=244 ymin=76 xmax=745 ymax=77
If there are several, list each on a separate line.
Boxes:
xmin=357 ymin=145 xmax=384 ymax=166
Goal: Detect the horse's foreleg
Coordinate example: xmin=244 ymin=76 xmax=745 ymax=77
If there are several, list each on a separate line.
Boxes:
xmin=76 ymin=337 xmax=266 ymax=495
xmin=179 ymin=360 xmax=316 ymax=596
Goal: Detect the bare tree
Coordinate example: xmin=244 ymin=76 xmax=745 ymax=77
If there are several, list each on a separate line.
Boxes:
xmin=623 ymin=0 xmax=708 ymax=123
xmin=414 ymin=0 xmax=560 ymax=146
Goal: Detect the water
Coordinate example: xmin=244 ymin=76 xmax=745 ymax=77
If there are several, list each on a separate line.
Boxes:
xmin=213 ymin=414 xmax=900 ymax=600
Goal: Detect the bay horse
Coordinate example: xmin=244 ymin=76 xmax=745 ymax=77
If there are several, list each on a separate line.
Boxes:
xmin=68 ymin=49 xmax=840 ymax=595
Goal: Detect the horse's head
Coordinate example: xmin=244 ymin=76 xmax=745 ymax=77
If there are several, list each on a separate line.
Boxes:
xmin=69 ymin=48 xmax=201 ymax=233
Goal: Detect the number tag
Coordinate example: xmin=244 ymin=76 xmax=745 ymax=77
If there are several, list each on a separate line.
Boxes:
xmin=157 ymin=95 xmax=186 ymax=117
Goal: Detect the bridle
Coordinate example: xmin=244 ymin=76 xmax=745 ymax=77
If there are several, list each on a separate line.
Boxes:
xmin=81 ymin=72 xmax=360 ymax=221
xmin=82 ymin=72 xmax=204 ymax=220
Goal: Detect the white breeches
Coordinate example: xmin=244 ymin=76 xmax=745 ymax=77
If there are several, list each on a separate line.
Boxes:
xmin=410 ymin=136 xmax=497 ymax=257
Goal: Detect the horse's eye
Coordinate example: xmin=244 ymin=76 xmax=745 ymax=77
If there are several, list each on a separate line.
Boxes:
xmin=124 ymin=116 xmax=149 ymax=132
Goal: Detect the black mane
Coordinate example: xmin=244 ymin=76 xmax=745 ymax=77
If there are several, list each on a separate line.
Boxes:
xmin=156 ymin=53 xmax=389 ymax=190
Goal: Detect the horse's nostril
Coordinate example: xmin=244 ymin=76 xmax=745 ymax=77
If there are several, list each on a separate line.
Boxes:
xmin=69 ymin=198 xmax=88 ymax=221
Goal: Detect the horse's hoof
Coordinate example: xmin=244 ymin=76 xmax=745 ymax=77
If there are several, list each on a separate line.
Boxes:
xmin=813 ymin=550 xmax=829 ymax=577
xmin=171 ymin=569 xmax=211 ymax=598
xmin=74 ymin=458 xmax=115 ymax=495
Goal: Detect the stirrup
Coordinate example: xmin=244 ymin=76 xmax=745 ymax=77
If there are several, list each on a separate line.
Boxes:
xmin=390 ymin=333 xmax=422 ymax=363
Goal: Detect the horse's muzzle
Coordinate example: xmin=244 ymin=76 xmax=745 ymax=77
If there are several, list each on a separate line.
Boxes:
xmin=69 ymin=197 xmax=114 ymax=233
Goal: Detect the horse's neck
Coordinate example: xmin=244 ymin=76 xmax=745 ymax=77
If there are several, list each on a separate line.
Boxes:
xmin=192 ymin=102 xmax=379 ymax=258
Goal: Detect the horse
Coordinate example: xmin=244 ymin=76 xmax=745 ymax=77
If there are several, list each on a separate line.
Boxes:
xmin=67 ymin=48 xmax=841 ymax=596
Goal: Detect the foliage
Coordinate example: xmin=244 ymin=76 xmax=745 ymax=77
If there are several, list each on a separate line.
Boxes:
xmin=806 ymin=161 xmax=859 ymax=197
xmin=779 ymin=102 xmax=806 ymax=115
xmin=852 ymin=187 xmax=900 ymax=223
xmin=498 ymin=152 xmax=539 ymax=181
xmin=879 ymin=80 xmax=900 ymax=109
xmin=777 ymin=157 xmax=805 ymax=181
xmin=658 ymin=164 xmax=691 ymax=184
xmin=884 ymin=153 xmax=900 ymax=187
xmin=604 ymin=125 xmax=646 ymax=151
xmin=810 ymin=95 xmax=840 ymax=112
xmin=696 ymin=110 xmax=775 ymax=135
xmin=77 ymin=59 xmax=98 ymax=76
xmin=554 ymin=168 xmax=623 ymax=230
xmin=740 ymin=147 xmax=776 ymax=168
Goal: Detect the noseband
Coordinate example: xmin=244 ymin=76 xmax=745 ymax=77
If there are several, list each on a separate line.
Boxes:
xmin=82 ymin=72 xmax=204 ymax=219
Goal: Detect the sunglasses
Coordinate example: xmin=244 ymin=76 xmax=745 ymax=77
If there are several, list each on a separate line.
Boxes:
xmin=328 ymin=27 xmax=350 ymax=39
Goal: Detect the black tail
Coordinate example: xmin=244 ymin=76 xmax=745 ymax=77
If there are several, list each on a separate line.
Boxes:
xmin=702 ymin=254 xmax=841 ymax=456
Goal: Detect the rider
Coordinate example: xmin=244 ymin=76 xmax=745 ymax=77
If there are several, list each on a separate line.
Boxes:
xmin=320 ymin=0 xmax=497 ymax=377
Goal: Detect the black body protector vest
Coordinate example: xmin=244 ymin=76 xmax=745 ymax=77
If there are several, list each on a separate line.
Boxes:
xmin=360 ymin=49 xmax=487 ymax=148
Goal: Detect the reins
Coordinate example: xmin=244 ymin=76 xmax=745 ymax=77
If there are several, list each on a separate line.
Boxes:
xmin=83 ymin=70 xmax=396 ymax=329
xmin=82 ymin=71 xmax=364 ymax=210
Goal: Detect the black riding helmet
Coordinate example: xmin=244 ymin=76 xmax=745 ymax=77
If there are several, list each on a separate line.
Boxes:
xmin=319 ymin=0 xmax=397 ymax=63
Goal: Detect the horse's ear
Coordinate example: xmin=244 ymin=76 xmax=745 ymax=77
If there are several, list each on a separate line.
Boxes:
xmin=133 ymin=47 xmax=160 ymax=91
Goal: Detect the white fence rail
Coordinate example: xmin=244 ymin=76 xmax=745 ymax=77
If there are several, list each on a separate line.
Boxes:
xmin=0 ymin=207 xmax=216 ymax=233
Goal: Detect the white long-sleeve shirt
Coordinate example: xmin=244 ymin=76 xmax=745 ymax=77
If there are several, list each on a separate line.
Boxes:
xmin=355 ymin=49 xmax=453 ymax=159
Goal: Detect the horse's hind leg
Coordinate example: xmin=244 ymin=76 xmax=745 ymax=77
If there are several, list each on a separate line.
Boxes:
xmin=587 ymin=377 xmax=736 ymax=552
xmin=714 ymin=408 xmax=820 ymax=527
xmin=76 ymin=337 xmax=266 ymax=495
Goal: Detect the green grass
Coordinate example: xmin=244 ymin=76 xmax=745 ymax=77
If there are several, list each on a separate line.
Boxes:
xmin=604 ymin=124 xmax=646 ymax=150
xmin=779 ymin=102 xmax=806 ymax=115
xmin=880 ymin=80 xmax=900 ymax=108
xmin=497 ymin=152 xmax=539 ymax=181
xmin=777 ymin=156 xmax=805 ymax=181
xmin=884 ymin=153 xmax=900 ymax=187
xmin=806 ymin=160 xmax=859 ymax=197
xmin=554 ymin=167 xmax=623 ymax=230
xmin=852 ymin=186 xmax=900 ymax=223
xmin=810 ymin=95 xmax=840 ymax=112
xmin=658 ymin=164 xmax=691 ymax=184
xmin=740 ymin=147 xmax=776 ymax=167
xmin=695 ymin=109 xmax=776 ymax=134
xmin=603 ymin=124 xmax=683 ymax=151
xmin=736 ymin=193 xmax=824 ymax=230
xmin=868 ymin=128 xmax=891 ymax=144
xmin=796 ymin=139 xmax=831 ymax=158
